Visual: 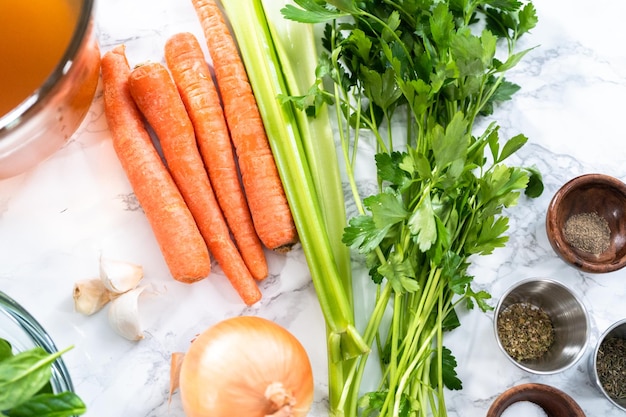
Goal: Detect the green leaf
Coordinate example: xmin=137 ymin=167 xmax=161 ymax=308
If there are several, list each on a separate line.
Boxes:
xmin=468 ymin=215 xmax=510 ymax=255
xmin=347 ymin=29 xmax=372 ymax=62
xmin=361 ymin=66 xmax=402 ymax=112
xmin=450 ymin=28 xmax=486 ymax=76
xmin=484 ymin=0 xmax=522 ymax=12
xmin=0 ymin=339 xmax=12 ymax=361
xmin=483 ymin=9 xmax=516 ymax=39
xmin=442 ymin=308 xmax=461 ymax=332
xmin=408 ymin=193 xmax=437 ymax=251
xmin=495 ymin=47 xmax=535 ymax=73
xmin=466 ymin=286 xmax=494 ymax=312
xmin=479 ymin=164 xmax=528 ymax=207
xmin=378 ymin=251 xmax=419 ymax=293
xmin=411 ymin=152 xmax=432 ymax=181
xmin=431 ymin=346 xmax=462 ymax=391
xmin=327 ymin=0 xmax=361 ymax=14
xmin=281 ymin=0 xmax=348 ymax=23
xmin=0 ymin=347 xmax=67 ymax=410
xmin=518 ymin=2 xmax=538 ymax=36
xmin=449 ymin=272 xmax=472 ymax=295
xmin=497 ymin=133 xmax=527 ymax=163
xmin=401 ymin=78 xmax=433 ymax=118
xmin=376 ymin=152 xmax=409 ymax=187
xmin=382 ymin=11 xmax=401 ymax=42
xmin=4 ymin=392 xmax=86 ymax=417
xmin=480 ymin=30 xmax=497 ymax=67
xmin=358 ymin=391 xmax=385 ymax=416
xmin=367 ymin=191 xmax=410 ymax=229
xmin=430 ymin=3 xmax=454 ymax=48
xmin=524 ymin=166 xmax=544 ymax=198
xmin=432 ymin=112 xmax=469 ymax=169
xmin=343 ymin=215 xmax=390 ymax=253
xmin=490 ymin=79 xmax=521 ymax=102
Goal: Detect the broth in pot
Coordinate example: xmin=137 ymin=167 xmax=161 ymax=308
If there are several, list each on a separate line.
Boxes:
xmin=0 ymin=0 xmax=101 ymax=179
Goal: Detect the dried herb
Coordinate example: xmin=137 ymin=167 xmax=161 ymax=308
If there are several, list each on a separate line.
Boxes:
xmin=596 ymin=336 xmax=626 ymax=400
xmin=497 ymin=303 xmax=554 ymax=361
xmin=563 ymin=212 xmax=610 ymax=255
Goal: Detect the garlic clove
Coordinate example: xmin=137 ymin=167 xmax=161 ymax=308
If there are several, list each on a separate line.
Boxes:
xmin=107 ymin=286 xmax=146 ymax=341
xmin=99 ymin=256 xmax=144 ymax=294
xmin=73 ymin=278 xmax=116 ymax=316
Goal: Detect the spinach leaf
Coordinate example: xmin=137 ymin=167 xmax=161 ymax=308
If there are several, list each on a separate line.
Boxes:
xmin=0 ymin=339 xmax=85 ymax=417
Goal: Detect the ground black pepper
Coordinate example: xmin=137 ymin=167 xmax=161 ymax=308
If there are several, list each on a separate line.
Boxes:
xmin=596 ymin=336 xmax=626 ymax=399
xmin=497 ymin=302 xmax=554 ymax=361
xmin=563 ymin=212 xmax=610 ymax=255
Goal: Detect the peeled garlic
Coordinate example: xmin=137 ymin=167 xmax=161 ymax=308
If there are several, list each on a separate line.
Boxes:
xmin=107 ymin=286 xmax=145 ymax=341
xmin=73 ymin=278 xmax=116 ymax=316
xmin=99 ymin=256 xmax=144 ymax=294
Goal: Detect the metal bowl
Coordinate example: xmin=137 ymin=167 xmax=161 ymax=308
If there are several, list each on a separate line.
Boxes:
xmin=494 ymin=278 xmax=589 ymax=374
xmin=0 ymin=0 xmax=101 ymax=179
xmin=588 ymin=318 xmax=626 ymax=411
xmin=546 ymin=173 xmax=626 ymax=273
xmin=486 ymin=383 xmax=586 ymax=417
xmin=0 ymin=291 xmax=74 ymax=395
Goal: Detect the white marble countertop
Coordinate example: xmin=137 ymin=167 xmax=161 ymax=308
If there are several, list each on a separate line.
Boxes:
xmin=1 ymin=0 xmax=626 ymax=416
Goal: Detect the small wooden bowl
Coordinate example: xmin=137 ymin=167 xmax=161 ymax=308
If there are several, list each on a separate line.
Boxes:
xmin=546 ymin=173 xmax=626 ymax=273
xmin=487 ymin=383 xmax=586 ymax=417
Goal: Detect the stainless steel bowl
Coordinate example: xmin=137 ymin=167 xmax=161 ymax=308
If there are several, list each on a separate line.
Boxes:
xmin=0 ymin=291 xmax=74 ymax=395
xmin=0 ymin=0 xmax=101 ymax=179
xmin=589 ymin=318 xmax=626 ymax=411
xmin=494 ymin=278 xmax=589 ymax=374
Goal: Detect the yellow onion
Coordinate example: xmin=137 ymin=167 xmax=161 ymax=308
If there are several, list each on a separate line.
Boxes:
xmin=179 ymin=316 xmax=314 ymax=417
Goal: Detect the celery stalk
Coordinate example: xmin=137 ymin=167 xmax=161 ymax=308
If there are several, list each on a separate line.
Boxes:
xmin=260 ymin=0 xmax=352 ymax=302
xmin=219 ymin=0 xmax=367 ymax=383
xmin=220 ymin=1 xmax=365 ymax=414
xmin=256 ymin=2 xmax=357 ymax=413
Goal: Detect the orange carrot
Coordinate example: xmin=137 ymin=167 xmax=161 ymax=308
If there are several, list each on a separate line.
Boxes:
xmin=164 ymin=32 xmax=268 ymax=281
xmin=191 ymin=0 xmax=298 ymax=252
xmin=100 ymin=45 xmax=211 ymax=283
xmin=127 ymin=62 xmax=262 ymax=306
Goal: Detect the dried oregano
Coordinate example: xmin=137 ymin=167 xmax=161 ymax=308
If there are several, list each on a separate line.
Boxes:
xmin=497 ymin=302 xmax=554 ymax=361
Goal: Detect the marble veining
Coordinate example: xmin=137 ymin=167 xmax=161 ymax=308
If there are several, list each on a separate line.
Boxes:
xmin=1 ymin=0 xmax=626 ymax=416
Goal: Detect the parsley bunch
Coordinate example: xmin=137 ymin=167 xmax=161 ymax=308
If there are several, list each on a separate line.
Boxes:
xmin=283 ymin=0 xmax=543 ymax=416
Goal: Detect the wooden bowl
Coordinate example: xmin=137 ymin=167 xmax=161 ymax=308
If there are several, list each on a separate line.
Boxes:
xmin=546 ymin=173 xmax=626 ymax=273
xmin=487 ymin=383 xmax=586 ymax=417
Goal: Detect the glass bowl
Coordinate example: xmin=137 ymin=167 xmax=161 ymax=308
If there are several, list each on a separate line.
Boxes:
xmin=0 ymin=0 xmax=101 ymax=179
xmin=0 ymin=291 xmax=74 ymax=394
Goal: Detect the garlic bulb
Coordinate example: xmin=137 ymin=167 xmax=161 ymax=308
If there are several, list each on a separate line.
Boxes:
xmin=73 ymin=278 xmax=116 ymax=316
xmin=99 ymin=256 xmax=144 ymax=294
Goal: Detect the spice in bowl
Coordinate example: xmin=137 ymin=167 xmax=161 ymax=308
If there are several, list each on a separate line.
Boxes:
xmin=563 ymin=211 xmax=610 ymax=255
xmin=596 ymin=336 xmax=626 ymax=400
xmin=500 ymin=401 xmax=548 ymax=417
xmin=497 ymin=303 xmax=555 ymax=361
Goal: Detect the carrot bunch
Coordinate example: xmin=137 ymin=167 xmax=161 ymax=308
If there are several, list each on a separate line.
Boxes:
xmin=100 ymin=2 xmax=297 ymax=306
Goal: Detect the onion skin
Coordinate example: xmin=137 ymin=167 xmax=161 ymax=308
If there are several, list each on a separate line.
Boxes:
xmin=179 ymin=316 xmax=314 ymax=417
